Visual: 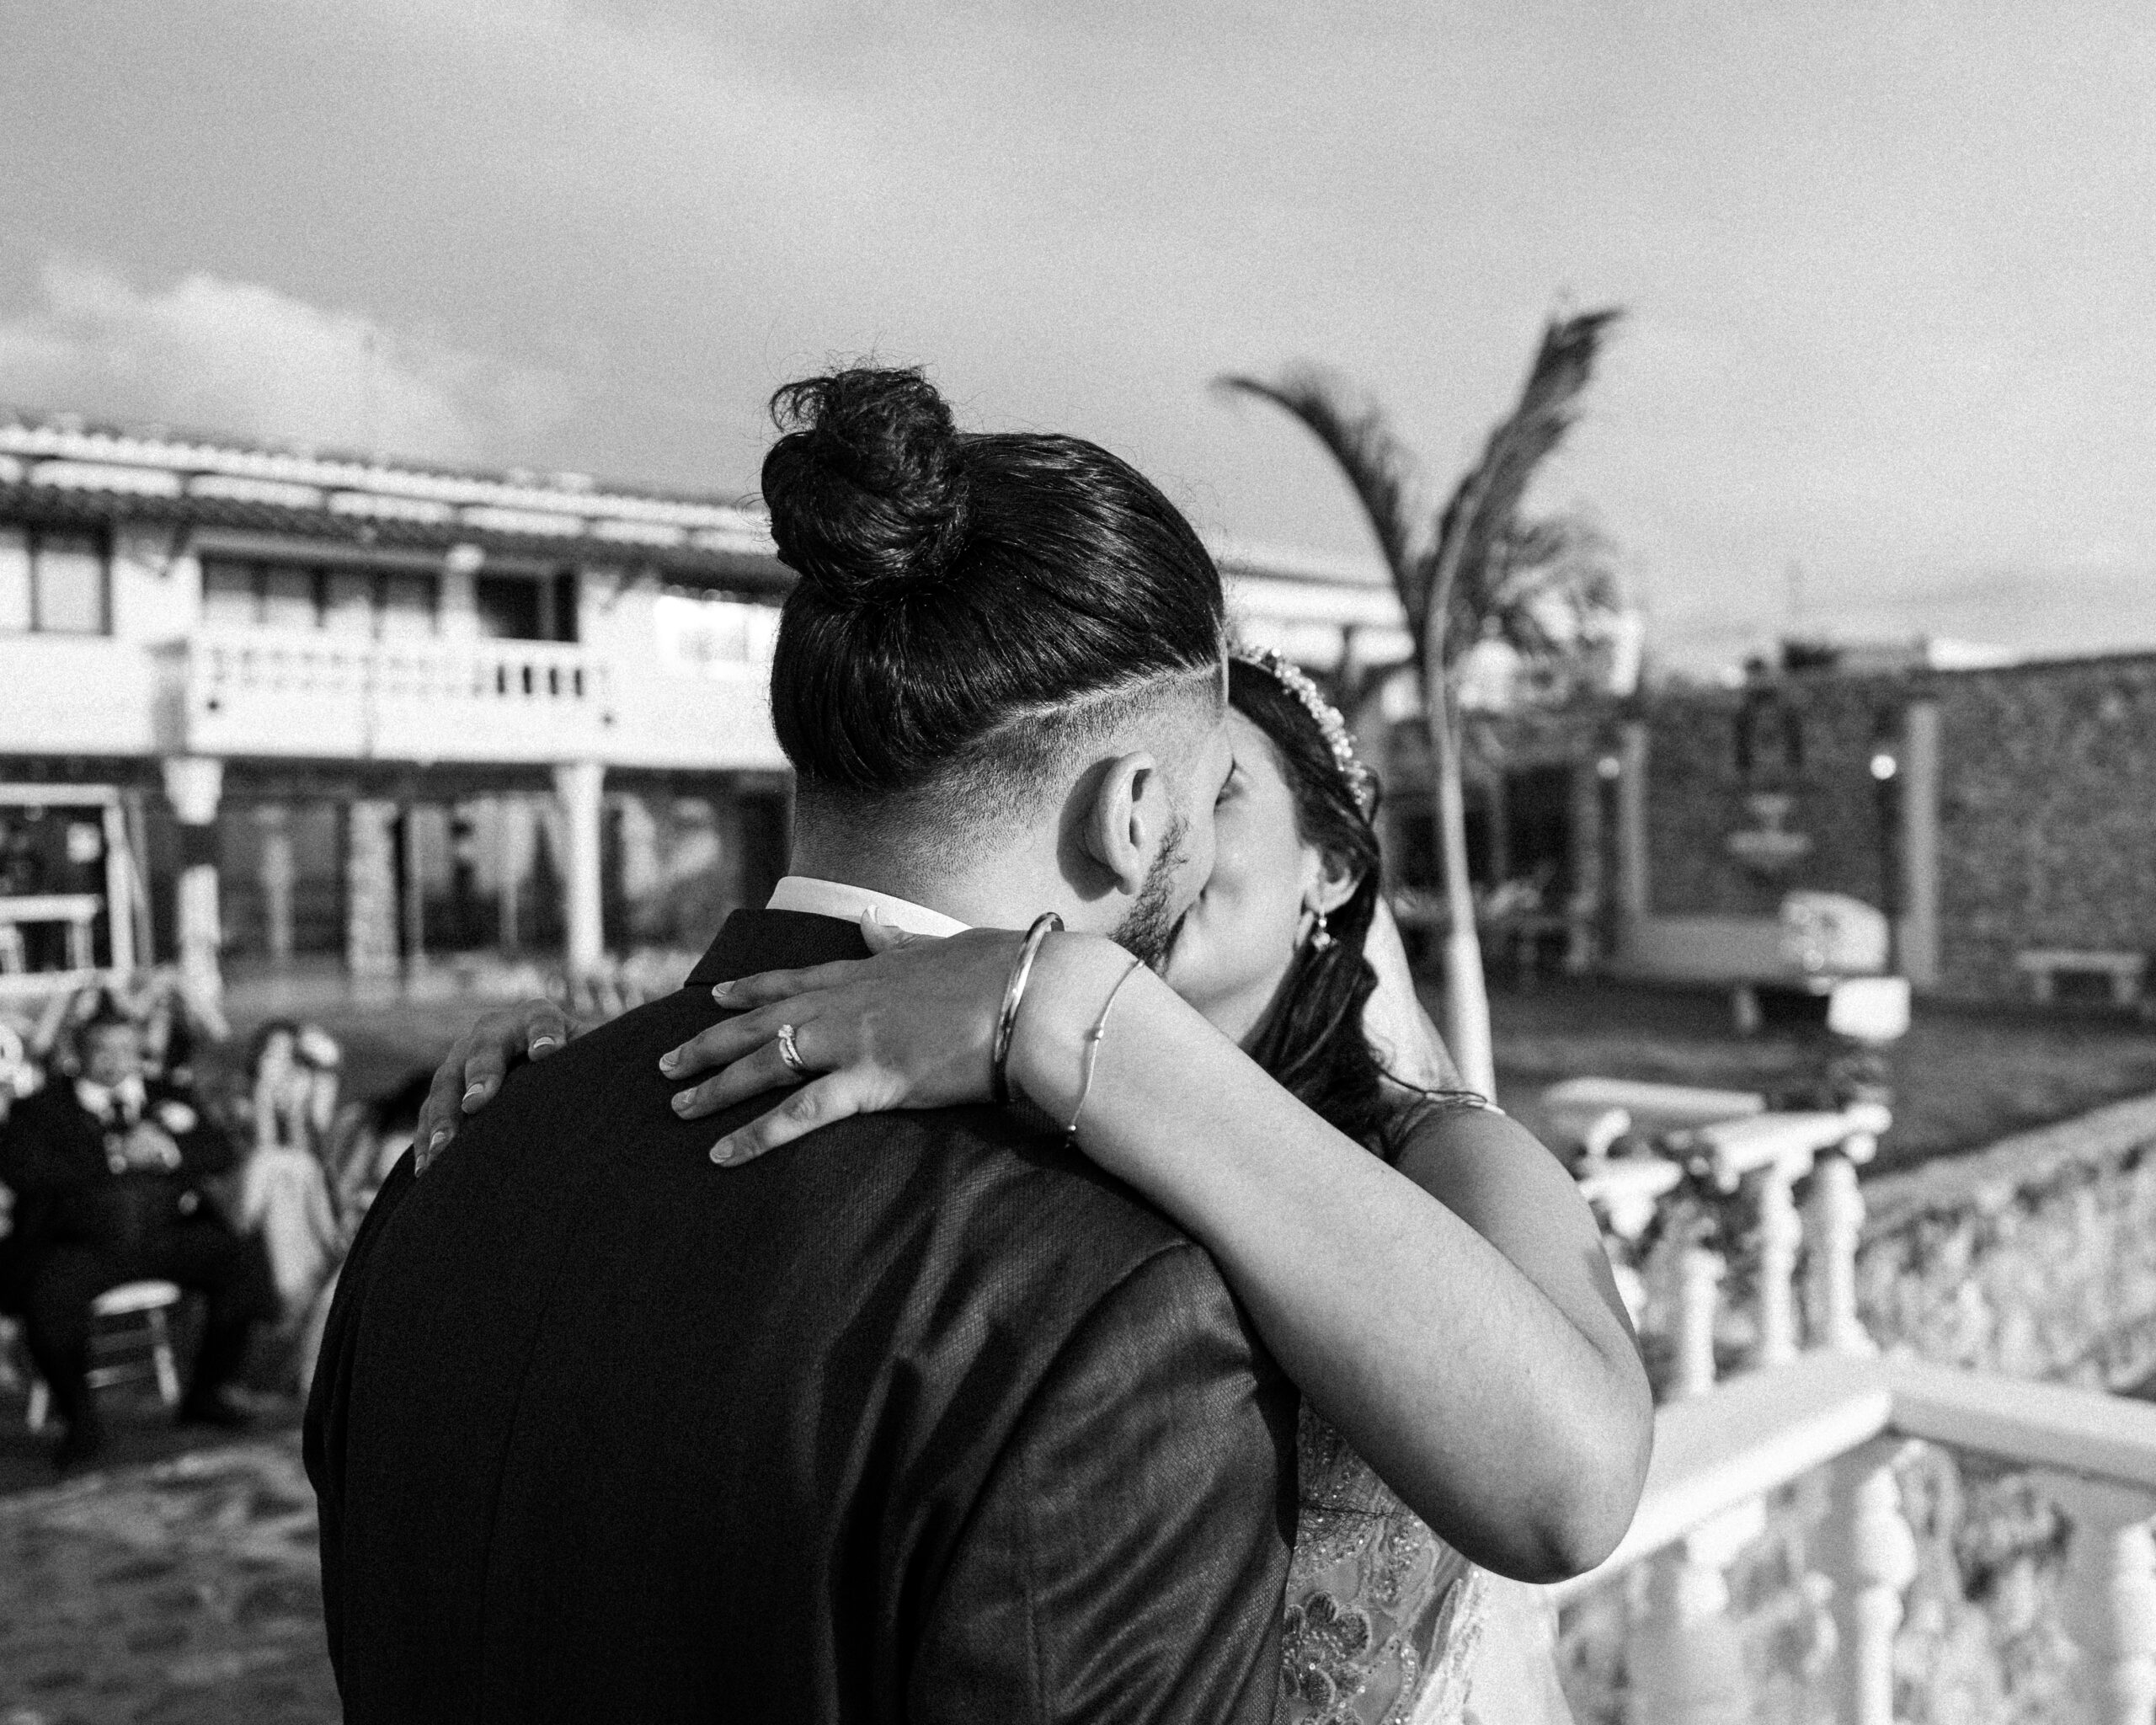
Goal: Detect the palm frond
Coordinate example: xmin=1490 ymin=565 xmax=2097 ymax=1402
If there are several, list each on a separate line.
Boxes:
xmin=1423 ymin=308 xmax=1623 ymax=665
xmin=1215 ymin=368 xmax=1432 ymax=633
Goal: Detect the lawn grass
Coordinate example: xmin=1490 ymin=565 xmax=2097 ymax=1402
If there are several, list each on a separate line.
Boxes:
xmin=205 ymin=975 xmax=2156 ymax=1183
xmin=1477 ymin=976 xmax=2156 ymax=1175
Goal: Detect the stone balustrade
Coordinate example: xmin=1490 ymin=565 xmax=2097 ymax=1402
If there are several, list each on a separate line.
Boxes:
xmin=1561 ymin=1080 xmax=1891 ymax=1399
xmin=1552 ymin=1352 xmax=2156 ymax=1723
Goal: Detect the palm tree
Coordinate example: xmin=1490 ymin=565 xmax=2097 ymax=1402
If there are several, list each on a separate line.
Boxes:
xmin=1220 ymin=308 xmax=1623 ymax=1096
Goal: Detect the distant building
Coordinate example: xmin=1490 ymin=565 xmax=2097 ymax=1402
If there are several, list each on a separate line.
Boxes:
xmin=0 ymin=410 xmax=1392 ymax=1009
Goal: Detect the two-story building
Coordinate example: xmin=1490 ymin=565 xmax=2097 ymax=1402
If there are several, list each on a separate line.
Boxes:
xmin=0 ymin=410 xmax=1411 ymax=1013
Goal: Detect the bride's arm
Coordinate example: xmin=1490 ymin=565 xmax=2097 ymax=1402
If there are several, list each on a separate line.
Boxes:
xmin=692 ymin=928 xmax=1651 ymax=1583
xmin=1006 ymin=936 xmax=1649 ymax=1584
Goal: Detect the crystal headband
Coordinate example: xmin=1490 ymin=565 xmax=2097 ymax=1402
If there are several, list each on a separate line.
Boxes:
xmin=1232 ymin=644 xmax=1378 ymax=816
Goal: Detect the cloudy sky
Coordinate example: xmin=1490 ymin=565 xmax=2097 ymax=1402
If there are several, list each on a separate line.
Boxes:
xmin=4 ymin=1 xmax=2153 ymax=670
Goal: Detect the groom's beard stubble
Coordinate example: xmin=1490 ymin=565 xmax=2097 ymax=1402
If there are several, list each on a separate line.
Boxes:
xmin=1110 ymin=812 xmax=1191 ymax=971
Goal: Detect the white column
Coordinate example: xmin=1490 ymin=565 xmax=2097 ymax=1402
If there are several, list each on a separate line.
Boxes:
xmin=553 ymin=761 xmax=606 ymax=978
xmin=1753 ymin=1163 xmax=1803 ymax=1369
xmin=159 ymin=756 xmax=224 ymax=1009
xmin=255 ymin=804 xmax=295 ymax=964
xmin=440 ymin=544 xmax=483 ymax=639
xmin=1806 ymin=1150 xmax=1875 ymax=1356
xmin=1630 ymin=1500 xmax=1763 ymax=1725
xmin=2046 ymin=1477 xmax=2156 ymax=1725
xmin=1668 ymin=1235 xmax=1724 ymax=1401
xmin=1819 ymin=1439 xmax=1919 ymax=1725
xmin=1899 ymin=698 xmax=1941 ymax=989
xmin=345 ymin=799 xmax=401 ymax=987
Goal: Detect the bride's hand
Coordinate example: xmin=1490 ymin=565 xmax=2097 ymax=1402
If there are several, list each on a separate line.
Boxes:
xmin=662 ymin=915 xmax=1047 ymax=1165
xmin=413 ymin=998 xmax=579 ymax=1173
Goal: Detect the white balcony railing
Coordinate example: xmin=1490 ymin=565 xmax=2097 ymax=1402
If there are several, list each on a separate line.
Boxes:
xmin=174 ymin=627 xmax=616 ymax=765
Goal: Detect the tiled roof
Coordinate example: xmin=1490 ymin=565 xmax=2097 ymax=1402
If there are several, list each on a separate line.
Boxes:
xmin=0 ymin=408 xmax=1397 ymax=605
xmin=0 ymin=409 xmax=787 ymax=590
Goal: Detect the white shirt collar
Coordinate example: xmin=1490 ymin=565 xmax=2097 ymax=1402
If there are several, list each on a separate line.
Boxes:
xmin=766 ymin=876 xmax=970 ymax=940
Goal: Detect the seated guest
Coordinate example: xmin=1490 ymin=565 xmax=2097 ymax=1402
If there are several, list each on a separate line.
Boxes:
xmin=0 ymin=999 xmax=277 ymax=1469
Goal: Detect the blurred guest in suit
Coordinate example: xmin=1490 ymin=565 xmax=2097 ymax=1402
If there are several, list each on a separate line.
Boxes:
xmin=0 ymin=998 xmax=277 ymax=1468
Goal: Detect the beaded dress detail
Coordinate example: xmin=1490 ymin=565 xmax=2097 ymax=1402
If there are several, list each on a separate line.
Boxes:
xmin=1278 ymin=1403 xmax=1487 ymax=1725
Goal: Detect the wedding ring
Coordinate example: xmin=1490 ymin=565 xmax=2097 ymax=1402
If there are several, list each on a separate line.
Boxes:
xmin=775 ymin=1022 xmax=809 ymax=1077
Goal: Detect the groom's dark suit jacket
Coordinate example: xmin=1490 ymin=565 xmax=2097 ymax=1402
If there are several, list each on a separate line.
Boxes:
xmin=305 ymin=910 xmax=1296 ymax=1723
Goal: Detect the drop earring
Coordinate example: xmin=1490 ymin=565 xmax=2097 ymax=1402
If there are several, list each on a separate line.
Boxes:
xmin=1308 ymin=909 xmax=1334 ymax=953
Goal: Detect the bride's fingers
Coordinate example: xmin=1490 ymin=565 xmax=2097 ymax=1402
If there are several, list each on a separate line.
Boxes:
xmin=708 ymin=1070 xmax=892 ymax=1166
xmin=659 ymin=999 xmax=808 ymax=1082
xmin=669 ymin=1035 xmax=804 ymax=1120
xmin=711 ymin=957 xmax=876 ymax=1008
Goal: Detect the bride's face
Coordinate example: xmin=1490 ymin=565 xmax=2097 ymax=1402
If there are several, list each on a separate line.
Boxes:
xmin=1161 ymin=709 xmax=1340 ymax=1046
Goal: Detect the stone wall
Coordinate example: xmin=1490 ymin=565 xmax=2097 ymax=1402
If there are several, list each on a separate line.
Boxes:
xmin=1642 ymin=677 xmax=1898 ymax=919
xmin=1932 ymin=655 xmax=2156 ymax=999
xmin=1853 ymin=1091 xmax=2156 ymax=1389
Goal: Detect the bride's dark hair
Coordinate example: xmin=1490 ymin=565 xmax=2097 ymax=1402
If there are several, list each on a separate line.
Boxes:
xmin=1230 ymin=660 xmax=1440 ymax=1160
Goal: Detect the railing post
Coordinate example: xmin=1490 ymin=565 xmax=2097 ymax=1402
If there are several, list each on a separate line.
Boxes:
xmin=1667 ymin=1232 xmax=1723 ymax=1401
xmin=1629 ymin=1499 xmax=1762 ymax=1724
xmin=1806 ymin=1147 xmax=1874 ymax=1356
xmin=1753 ymin=1161 xmax=1803 ymax=1369
xmin=2045 ymin=1477 xmax=2156 ymax=1725
xmin=1818 ymin=1437 xmax=1917 ymax=1725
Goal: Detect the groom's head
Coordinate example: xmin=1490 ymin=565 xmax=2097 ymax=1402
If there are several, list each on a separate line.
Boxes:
xmin=761 ymin=366 xmax=1228 ymax=964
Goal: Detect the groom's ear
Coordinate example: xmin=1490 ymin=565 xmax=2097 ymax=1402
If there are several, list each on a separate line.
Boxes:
xmin=1078 ymin=751 xmax=1160 ymax=898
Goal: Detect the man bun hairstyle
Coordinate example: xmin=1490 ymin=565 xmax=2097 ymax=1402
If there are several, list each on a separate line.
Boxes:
xmin=760 ymin=365 xmax=1225 ymax=804
xmin=762 ymin=369 xmax=970 ymax=603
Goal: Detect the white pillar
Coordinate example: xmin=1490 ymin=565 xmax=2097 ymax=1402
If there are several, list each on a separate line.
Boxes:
xmin=553 ymin=761 xmax=606 ymax=978
xmin=1668 ymin=1236 xmax=1724 ymax=1401
xmin=1753 ymin=1163 xmax=1803 ymax=1369
xmin=159 ymin=756 xmax=224 ymax=1010
xmin=345 ymin=799 xmax=401 ymax=987
xmin=1819 ymin=1439 xmax=1919 ymax=1725
xmin=1630 ymin=1500 xmax=1763 ymax=1725
xmin=1806 ymin=1150 xmax=1875 ymax=1356
xmin=256 ymin=804 xmax=295 ymax=964
xmin=2046 ymin=1477 xmax=2156 ymax=1725
xmin=1899 ymin=698 xmax=1941 ymax=989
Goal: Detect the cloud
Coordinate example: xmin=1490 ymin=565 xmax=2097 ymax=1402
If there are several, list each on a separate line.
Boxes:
xmin=0 ymin=259 xmax=572 ymax=462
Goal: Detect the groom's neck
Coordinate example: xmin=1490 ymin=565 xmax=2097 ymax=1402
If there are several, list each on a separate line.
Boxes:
xmin=787 ymin=820 xmax=1070 ymax=932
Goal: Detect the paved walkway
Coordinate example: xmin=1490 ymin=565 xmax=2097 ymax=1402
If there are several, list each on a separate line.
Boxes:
xmin=0 ymin=1437 xmax=338 ymax=1724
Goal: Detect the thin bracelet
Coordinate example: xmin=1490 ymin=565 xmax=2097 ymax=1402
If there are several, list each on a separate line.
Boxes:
xmin=1065 ymin=957 xmax=1145 ymax=1139
xmin=991 ymin=911 xmax=1064 ymax=1107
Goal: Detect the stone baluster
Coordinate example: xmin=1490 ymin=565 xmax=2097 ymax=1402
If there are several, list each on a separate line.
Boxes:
xmin=1668 ymin=1236 xmax=1723 ymax=1401
xmin=1628 ymin=1499 xmax=1763 ymax=1725
xmin=1817 ymin=1438 xmax=1919 ymax=1725
xmin=1752 ymin=1161 xmax=1804 ymax=1370
xmin=1805 ymin=1148 xmax=1875 ymax=1356
xmin=2044 ymin=1477 xmax=2156 ymax=1725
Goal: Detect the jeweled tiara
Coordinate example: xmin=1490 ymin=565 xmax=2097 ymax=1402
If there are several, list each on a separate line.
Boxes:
xmin=1232 ymin=644 xmax=1378 ymax=816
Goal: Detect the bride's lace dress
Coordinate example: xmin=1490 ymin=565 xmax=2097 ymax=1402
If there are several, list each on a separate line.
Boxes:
xmin=1278 ymin=1406 xmax=1577 ymax=1724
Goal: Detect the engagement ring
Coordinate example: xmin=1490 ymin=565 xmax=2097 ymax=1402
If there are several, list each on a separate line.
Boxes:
xmin=775 ymin=1023 xmax=809 ymax=1076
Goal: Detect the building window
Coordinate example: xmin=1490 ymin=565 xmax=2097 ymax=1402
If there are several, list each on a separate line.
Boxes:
xmin=0 ymin=526 xmax=110 ymax=634
xmin=199 ymin=555 xmax=440 ymax=638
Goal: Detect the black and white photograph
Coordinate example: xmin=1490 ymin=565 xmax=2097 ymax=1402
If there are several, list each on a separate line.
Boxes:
xmin=3 ymin=5 xmax=2156 ymax=1721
